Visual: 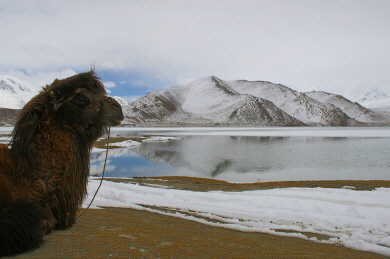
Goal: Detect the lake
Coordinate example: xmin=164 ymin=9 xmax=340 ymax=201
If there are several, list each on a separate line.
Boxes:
xmin=90 ymin=127 xmax=390 ymax=183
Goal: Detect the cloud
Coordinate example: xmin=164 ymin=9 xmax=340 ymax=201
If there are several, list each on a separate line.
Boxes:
xmin=103 ymin=81 xmax=116 ymax=88
xmin=1 ymin=1 xmax=390 ymax=95
xmin=1 ymin=69 xmax=76 ymax=87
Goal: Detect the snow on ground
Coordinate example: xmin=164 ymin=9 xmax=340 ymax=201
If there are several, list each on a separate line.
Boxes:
xmin=0 ymin=131 xmax=11 ymax=145
xmin=0 ymin=127 xmax=13 ymax=132
xmin=0 ymin=136 xmax=11 ymax=144
xmin=84 ymin=180 xmax=390 ymax=256
xmin=110 ymin=139 xmax=141 ymax=147
xmin=110 ymin=126 xmax=390 ymax=138
xmin=142 ymin=136 xmax=182 ymax=142
xmin=3 ymin=126 xmax=390 ymax=138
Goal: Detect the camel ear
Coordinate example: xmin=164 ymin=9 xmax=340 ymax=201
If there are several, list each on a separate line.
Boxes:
xmin=70 ymin=92 xmax=91 ymax=108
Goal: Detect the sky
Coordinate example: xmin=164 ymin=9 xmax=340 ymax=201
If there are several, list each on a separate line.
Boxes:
xmin=1 ymin=0 xmax=390 ymax=101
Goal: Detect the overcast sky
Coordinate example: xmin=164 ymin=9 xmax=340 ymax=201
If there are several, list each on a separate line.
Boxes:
xmin=1 ymin=0 xmax=389 ymax=100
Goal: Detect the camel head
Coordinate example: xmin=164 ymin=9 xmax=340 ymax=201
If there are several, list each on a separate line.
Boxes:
xmin=45 ymin=71 xmax=124 ymax=131
xmin=10 ymin=71 xmax=124 ymax=157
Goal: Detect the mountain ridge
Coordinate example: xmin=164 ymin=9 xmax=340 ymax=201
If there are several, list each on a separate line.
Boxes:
xmin=223 ymin=79 xmax=354 ymax=125
xmin=1 ymin=74 xmax=389 ymax=126
xmin=122 ymin=76 xmax=387 ymax=126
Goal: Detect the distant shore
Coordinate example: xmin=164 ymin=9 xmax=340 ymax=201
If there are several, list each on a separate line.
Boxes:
xmin=13 ymin=178 xmax=390 ymax=259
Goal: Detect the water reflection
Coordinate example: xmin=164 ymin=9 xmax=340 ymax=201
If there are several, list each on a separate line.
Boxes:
xmin=90 ymin=133 xmax=390 ymax=182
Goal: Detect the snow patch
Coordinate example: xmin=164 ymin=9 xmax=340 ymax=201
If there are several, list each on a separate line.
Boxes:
xmin=84 ymin=180 xmax=390 ymax=257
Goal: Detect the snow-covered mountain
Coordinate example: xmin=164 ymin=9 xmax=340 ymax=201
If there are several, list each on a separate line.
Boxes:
xmin=304 ymin=91 xmax=379 ymax=124
xmin=112 ymin=96 xmax=129 ymax=107
xmin=224 ymin=79 xmax=355 ymax=126
xmin=346 ymin=85 xmax=390 ymax=109
xmin=123 ymin=76 xmax=305 ymax=126
xmin=123 ymin=76 xmax=384 ymax=126
xmin=342 ymin=85 xmax=390 ymax=123
xmin=0 ymin=108 xmax=19 ymax=126
xmin=0 ymin=75 xmax=40 ymax=109
xmin=1 ymin=74 xmax=388 ymax=126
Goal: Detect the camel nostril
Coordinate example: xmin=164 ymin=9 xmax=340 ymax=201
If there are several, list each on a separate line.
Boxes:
xmin=112 ymin=102 xmax=121 ymax=110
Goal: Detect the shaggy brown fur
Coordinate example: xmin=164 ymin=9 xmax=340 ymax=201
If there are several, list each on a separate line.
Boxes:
xmin=0 ymin=71 xmax=124 ymax=256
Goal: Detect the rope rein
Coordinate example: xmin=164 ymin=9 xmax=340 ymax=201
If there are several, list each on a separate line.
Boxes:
xmin=77 ymin=126 xmax=111 ymax=218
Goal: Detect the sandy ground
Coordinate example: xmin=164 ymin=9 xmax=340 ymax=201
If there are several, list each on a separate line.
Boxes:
xmin=10 ymin=178 xmax=390 ymax=259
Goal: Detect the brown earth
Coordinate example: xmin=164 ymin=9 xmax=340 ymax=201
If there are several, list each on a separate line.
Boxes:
xmin=11 ymin=177 xmax=390 ymax=259
xmin=106 ymin=176 xmax=390 ymax=192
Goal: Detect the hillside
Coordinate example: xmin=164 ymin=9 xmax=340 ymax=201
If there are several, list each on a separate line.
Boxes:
xmin=123 ymin=76 xmax=386 ymax=126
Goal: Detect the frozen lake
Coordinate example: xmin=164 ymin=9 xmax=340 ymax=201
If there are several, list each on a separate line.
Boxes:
xmin=90 ymin=127 xmax=390 ymax=183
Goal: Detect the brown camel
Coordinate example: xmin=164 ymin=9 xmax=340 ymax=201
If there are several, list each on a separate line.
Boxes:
xmin=0 ymin=71 xmax=124 ymax=256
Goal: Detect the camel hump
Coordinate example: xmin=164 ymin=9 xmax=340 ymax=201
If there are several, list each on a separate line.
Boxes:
xmin=0 ymin=200 xmax=45 ymax=256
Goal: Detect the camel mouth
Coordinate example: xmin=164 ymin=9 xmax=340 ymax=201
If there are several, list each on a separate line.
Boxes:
xmin=104 ymin=97 xmax=124 ymax=126
xmin=105 ymin=118 xmax=122 ymax=126
xmin=105 ymin=113 xmax=124 ymax=126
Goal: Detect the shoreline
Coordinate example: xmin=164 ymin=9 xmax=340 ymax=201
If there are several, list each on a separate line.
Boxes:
xmin=103 ymin=176 xmax=390 ymax=191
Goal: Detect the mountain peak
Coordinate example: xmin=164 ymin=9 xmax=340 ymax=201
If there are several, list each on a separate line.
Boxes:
xmin=0 ymin=75 xmax=39 ymax=109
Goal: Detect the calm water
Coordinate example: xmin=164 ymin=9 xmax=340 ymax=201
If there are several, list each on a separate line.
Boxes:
xmin=90 ymin=127 xmax=390 ymax=183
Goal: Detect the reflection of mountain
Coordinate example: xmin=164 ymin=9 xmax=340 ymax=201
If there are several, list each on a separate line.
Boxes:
xmin=91 ymin=147 xmax=130 ymax=161
xmin=90 ymin=147 xmax=132 ymax=176
xmin=130 ymin=136 xmax=281 ymax=178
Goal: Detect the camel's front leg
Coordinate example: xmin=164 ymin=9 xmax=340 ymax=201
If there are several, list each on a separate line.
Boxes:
xmin=40 ymin=205 xmax=56 ymax=234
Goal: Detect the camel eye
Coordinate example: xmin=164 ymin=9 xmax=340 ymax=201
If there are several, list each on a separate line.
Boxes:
xmin=71 ymin=93 xmax=90 ymax=108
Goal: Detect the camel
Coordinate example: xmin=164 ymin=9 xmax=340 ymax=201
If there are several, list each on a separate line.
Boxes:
xmin=0 ymin=71 xmax=124 ymax=256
